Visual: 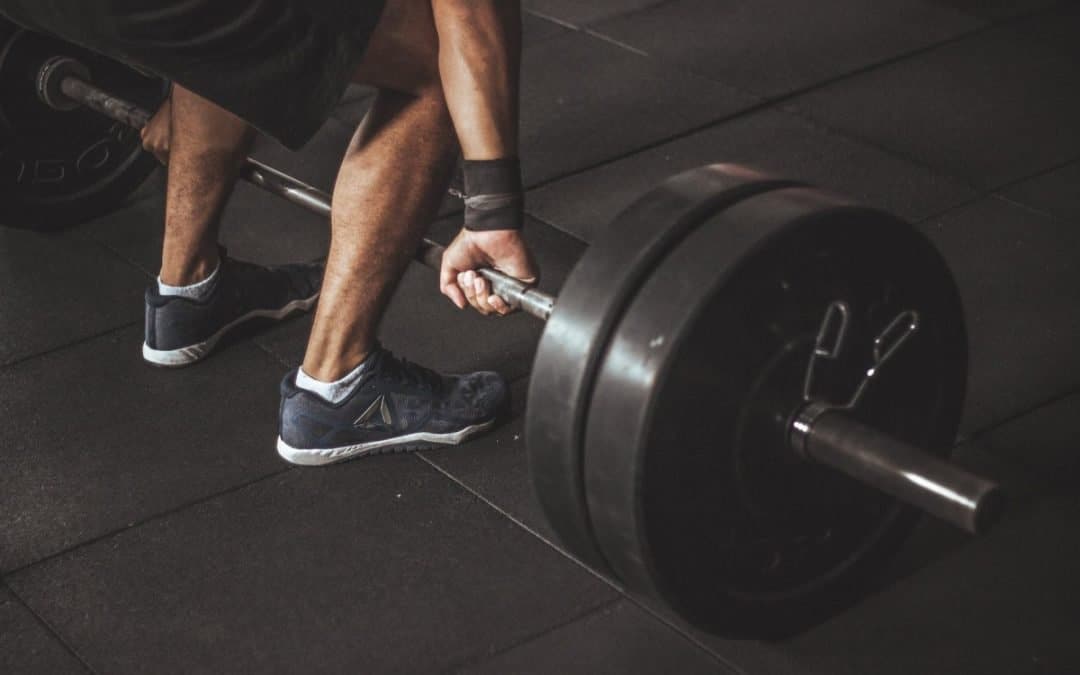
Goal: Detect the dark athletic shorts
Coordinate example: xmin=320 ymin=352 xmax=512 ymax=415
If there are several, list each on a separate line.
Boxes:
xmin=0 ymin=0 xmax=386 ymax=149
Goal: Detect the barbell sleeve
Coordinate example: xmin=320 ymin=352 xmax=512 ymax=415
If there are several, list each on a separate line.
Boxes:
xmin=791 ymin=404 xmax=1003 ymax=534
xmin=57 ymin=73 xmax=557 ymax=320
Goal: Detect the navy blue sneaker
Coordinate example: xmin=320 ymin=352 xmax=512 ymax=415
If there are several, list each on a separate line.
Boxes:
xmin=143 ymin=250 xmax=323 ymax=367
xmin=277 ymin=348 xmax=509 ymax=465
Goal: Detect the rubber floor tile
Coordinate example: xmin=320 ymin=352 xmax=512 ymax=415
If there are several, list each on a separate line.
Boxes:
xmin=0 ymin=325 xmax=289 ymax=572
xmin=519 ymin=30 xmax=757 ymax=186
xmin=420 ymin=378 xmax=556 ymax=541
xmin=8 ymin=456 xmax=615 ymax=675
xmin=527 ymin=108 xmax=977 ymax=243
xmin=457 ymin=600 xmax=732 ymax=675
xmin=789 ymin=5 xmax=1080 ymax=188
xmin=0 ymin=227 xmax=145 ymax=366
xmin=0 ymin=588 xmax=87 ymax=674
xmin=1001 ymin=160 xmax=1080 ymax=225
xmin=776 ymin=492 xmax=1080 ymax=675
xmin=918 ymin=197 xmax=1080 ymax=433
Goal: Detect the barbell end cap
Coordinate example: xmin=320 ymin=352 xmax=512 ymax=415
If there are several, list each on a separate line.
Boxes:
xmin=36 ymin=56 xmax=89 ymax=112
xmin=969 ymin=483 xmax=1006 ymax=535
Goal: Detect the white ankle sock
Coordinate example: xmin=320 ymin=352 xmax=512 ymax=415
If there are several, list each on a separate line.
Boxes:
xmin=295 ymin=358 xmax=371 ymax=404
xmin=157 ymin=262 xmax=221 ymax=301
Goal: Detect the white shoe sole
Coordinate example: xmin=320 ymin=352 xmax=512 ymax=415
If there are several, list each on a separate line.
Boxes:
xmin=277 ymin=419 xmax=496 ymax=466
xmin=142 ymin=293 xmax=319 ymax=367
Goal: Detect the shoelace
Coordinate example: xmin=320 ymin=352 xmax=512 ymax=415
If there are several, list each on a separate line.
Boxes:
xmin=380 ymin=350 xmax=442 ymax=393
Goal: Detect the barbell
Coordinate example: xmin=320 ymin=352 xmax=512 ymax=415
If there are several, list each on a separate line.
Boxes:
xmin=0 ymin=23 xmax=1003 ymax=636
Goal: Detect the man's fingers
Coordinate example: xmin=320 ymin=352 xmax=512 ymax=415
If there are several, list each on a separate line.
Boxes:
xmin=459 ymin=271 xmax=475 ymax=304
xmin=473 ymin=275 xmax=492 ymax=313
xmin=442 ymin=281 xmax=467 ymax=309
xmin=489 ymin=294 xmax=511 ymax=316
xmin=461 ymin=271 xmax=492 ymax=316
xmin=440 ymin=265 xmax=467 ymax=309
xmin=459 ymin=271 xmax=482 ymax=314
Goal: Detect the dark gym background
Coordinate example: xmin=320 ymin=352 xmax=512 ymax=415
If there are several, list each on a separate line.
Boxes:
xmin=2 ymin=1 xmax=1079 ymax=673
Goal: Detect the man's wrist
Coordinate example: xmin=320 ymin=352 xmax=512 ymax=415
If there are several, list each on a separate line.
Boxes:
xmin=463 ymin=158 xmax=524 ymax=232
xmin=464 ymin=227 xmax=522 ymax=241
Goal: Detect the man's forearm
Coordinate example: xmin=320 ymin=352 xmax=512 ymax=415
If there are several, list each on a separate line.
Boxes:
xmin=431 ymin=0 xmax=521 ymax=160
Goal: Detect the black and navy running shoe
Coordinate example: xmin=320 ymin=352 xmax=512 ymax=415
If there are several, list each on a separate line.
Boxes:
xmin=277 ymin=347 xmax=509 ymax=465
xmin=143 ymin=249 xmax=323 ymax=367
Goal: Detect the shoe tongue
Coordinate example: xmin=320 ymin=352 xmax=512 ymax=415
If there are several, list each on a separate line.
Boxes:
xmin=366 ymin=344 xmax=392 ymax=372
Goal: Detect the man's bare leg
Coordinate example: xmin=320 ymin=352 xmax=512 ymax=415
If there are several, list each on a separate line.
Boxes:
xmin=141 ymin=85 xmax=320 ymax=368
xmin=158 ymin=86 xmax=254 ymax=286
xmin=302 ymin=90 xmax=456 ymax=380
xmin=301 ymin=1 xmax=457 ymax=381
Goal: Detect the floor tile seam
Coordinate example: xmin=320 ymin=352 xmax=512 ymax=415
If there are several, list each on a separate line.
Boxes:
xmin=985 ymin=155 xmax=1080 ymax=222
xmin=585 ymin=0 xmax=1078 ymax=94
xmin=520 ymin=95 xmax=982 ymax=236
xmin=413 ymin=452 xmax=748 ymax=675
xmin=961 ymin=388 xmax=1080 ymax=450
xmin=521 ymin=98 xmax=772 ymax=194
xmin=581 ymin=28 xmax=650 ymax=57
xmin=517 ymin=17 xmax=1003 ymax=203
xmin=3 ymin=360 xmax=520 ymax=576
xmin=617 ymin=594 xmax=754 ymax=675
xmin=88 ymin=230 xmax=158 ymax=279
xmin=987 ymin=193 xmax=1074 ymax=224
xmin=776 ymin=103 xmax=991 ymax=195
xmin=582 ymin=11 xmax=998 ymax=103
xmin=4 ymin=585 xmax=99 ymax=675
xmin=251 ymin=337 xmax=298 ymax=370
xmin=909 ymin=174 xmax=1080 ymax=230
xmin=520 ymin=8 xmax=582 ymax=40
xmin=0 ymin=320 xmax=140 ymax=372
xmin=522 ymin=7 xmax=579 ymax=31
xmin=443 ymin=597 xmax=624 ymax=673
xmin=990 ymin=156 xmax=1079 ymax=194
xmin=756 ymin=6 xmax=1079 ymax=187
xmin=3 ymin=466 xmax=295 ymax=578
xmin=523 ymin=0 xmax=674 ymax=31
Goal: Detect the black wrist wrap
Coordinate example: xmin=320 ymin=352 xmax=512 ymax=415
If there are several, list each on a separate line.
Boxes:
xmin=463 ymin=158 xmax=524 ymax=231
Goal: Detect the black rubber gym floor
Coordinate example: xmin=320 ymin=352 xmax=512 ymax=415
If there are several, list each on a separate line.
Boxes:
xmin=3 ymin=1 xmax=1079 ymax=673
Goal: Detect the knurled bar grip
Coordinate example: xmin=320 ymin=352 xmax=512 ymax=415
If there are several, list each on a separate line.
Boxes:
xmin=59 ymin=75 xmax=557 ymax=321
